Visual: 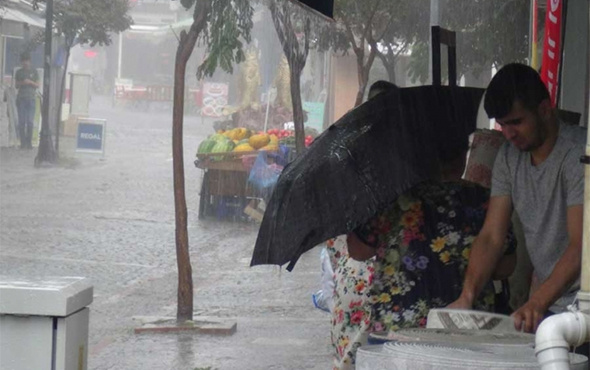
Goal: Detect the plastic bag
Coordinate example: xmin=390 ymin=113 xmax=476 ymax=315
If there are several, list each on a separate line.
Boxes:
xmin=312 ymin=247 xmax=335 ymax=313
xmin=248 ymin=150 xmax=283 ymax=191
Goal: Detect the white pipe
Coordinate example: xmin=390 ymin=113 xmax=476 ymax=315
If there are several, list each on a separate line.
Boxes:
xmin=535 ymin=311 xmax=590 ymax=370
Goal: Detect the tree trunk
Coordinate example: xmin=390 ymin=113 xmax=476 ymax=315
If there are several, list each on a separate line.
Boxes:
xmin=354 ymin=55 xmax=367 ymax=107
xmin=355 ymin=57 xmax=373 ymax=107
xmin=36 ymin=0 xmax=56 ymax=166
xmin=378 ymin=53 xmax=397 ymax=84
xmin=289 ymin=66 xmax=305 ymax=153
xmin=172 ymin=22 xmax=201 ymax=323
xmin=55 ymin=47 xmax=71 ymax=156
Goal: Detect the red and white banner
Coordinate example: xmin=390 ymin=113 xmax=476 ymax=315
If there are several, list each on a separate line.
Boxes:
xmin=540 ymin=0 xmax=563 ymax=106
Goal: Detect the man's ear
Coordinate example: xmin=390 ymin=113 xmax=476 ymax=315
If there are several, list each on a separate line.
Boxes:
xmin=538 ymin=99 xmax=553 ymax=120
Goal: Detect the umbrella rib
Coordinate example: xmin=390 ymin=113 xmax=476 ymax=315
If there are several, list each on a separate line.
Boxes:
xmin=340 ymin=144 xmax=379 ymax=209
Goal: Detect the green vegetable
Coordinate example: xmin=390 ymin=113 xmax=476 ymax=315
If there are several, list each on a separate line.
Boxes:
xmin=197 ymin=139 xmax=217 ymax=155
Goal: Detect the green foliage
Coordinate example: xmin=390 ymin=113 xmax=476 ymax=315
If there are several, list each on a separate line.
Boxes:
xmin=33 ymin=0 xmax=132 ymax=48
xmin=180 ymin=0 xmax=253 ymax=79
xmin=409 ymin=0 xmax=530 ymax=83
xmin=407 ymin=41 xmax=429 ymax=84
xmin=269 ymin=0 xmax=311 ymax=72
xmin=320 ymin=0 xmax=428 ymax=91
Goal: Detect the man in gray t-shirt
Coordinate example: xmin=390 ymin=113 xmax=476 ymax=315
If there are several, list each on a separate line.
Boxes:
xmin=449 ymin=63 xmax=585 ymax=334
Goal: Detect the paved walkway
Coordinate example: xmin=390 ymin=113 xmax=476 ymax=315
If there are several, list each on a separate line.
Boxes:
xmin=0 ymin=97 xmax=332 ymax=369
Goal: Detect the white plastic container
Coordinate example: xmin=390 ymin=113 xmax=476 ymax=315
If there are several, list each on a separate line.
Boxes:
xmin=356 ymin=341 xmax=588 ymax=370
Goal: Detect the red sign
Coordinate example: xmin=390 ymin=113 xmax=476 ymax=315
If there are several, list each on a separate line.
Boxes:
xmin=540 ymin=0 xmax=562 ymax=106
xmin=84 ymin=50 xmax=98 ymax=59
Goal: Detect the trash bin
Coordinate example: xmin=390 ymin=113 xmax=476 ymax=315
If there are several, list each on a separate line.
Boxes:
xmin=0 ymin=276 xmax=93 ymax=370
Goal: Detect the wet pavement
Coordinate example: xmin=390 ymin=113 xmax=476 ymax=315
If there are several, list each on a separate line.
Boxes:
xmin=0 ymin=97 xmax=332 ymax=369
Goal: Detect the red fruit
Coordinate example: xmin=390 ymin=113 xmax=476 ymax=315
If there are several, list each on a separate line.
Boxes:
xmin=280 ymin=129 xmax=286 ymax=136
xmin=306 ymin=135 xmax=312 ymax=140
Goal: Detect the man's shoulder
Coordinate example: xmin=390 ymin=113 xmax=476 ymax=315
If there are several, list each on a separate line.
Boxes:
xmin=559 ymin=123 xmax=587 ymax=147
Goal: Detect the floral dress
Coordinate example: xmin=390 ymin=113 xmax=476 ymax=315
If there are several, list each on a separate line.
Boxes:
xmin=356 ymin=180 xmax=515 ymax=333
xmin=329 ymin=180 xmax=516 ymax=366
xmin=327 ymin=236 xmax=374 ymax=370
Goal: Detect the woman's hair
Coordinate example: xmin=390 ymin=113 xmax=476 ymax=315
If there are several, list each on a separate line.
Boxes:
xmin=437 ymin=134 xmax=469 ymax=164
xmin=484 ymin=63 xmax=549 ymax=119
xmin=368 ymin=80 xmax=397 ymax=100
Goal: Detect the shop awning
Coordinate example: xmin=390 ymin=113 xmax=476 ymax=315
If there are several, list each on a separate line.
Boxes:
xmin=0 ymin=2 xmax=45 ymax=38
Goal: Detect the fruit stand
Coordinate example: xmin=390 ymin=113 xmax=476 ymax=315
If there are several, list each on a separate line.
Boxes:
xmin=195 ymin=151 xmax=260 ymax=220
xmin=195 ymin=126 xmax=317 ymax=221
xmin=195 ymin=127 xmax=285 ymax=221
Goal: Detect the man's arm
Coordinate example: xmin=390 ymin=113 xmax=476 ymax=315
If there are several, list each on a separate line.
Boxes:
xmin=512 ymin=205 xmax=583 ymax=333
xmin=448 ymin=195 xmax=513 ymax=308
xmin=25 ymin=79 xmax=40 ymax=88
xmin=25 ymin=70 xmax=40 ymax=88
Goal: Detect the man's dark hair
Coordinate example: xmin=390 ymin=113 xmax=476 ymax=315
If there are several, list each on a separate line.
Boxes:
xmin=484 ymin=63 xmax=550 ymax=119
xmin=368 ymin=80 xmax=397 ymax=100
xmin=20 ymin=52 xmax=31 ymax=62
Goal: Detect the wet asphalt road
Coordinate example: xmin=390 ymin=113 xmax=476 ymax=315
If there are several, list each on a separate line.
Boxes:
xmin=0 ymin=97 xmax=332 ymax=369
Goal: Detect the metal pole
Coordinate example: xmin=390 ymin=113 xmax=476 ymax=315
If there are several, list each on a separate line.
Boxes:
xmin=263 ymin=88 xmax=272 ymax=133
xmin=530 ymin=0 xmax=539 ymax=70
xmin=117 ymin=32 xmax=123 ymax=79
xmin=429 ymin=0 xmax=440 ymax=85
xmin=38 ymin=0 xmax=53 ymax=163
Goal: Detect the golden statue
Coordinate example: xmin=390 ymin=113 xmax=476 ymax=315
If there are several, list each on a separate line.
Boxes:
xmin=238 ymin=49 xmax=261 ymax=110
xmin=274 ymin=55 xmax=292 ymax=111
xmin=222 ymin=49 xmax=261 ymax=116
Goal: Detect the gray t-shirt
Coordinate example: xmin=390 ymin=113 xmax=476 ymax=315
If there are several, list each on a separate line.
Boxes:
xmin=491 ymin=123 xmax=586 ymax=312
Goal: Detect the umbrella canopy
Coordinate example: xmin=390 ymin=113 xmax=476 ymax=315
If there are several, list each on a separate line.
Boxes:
xmin=251 ymin=85 xmax=484 ymax=270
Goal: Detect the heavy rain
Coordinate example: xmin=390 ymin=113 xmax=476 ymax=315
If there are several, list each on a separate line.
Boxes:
xmin=1 ymin=0 xmax=589 ymax=369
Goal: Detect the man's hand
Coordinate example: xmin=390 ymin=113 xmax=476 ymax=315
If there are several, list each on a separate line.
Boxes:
xmin=511 ymin=298 xmax=547 ymax=333
xmin=447 ymin=294 xmax=473 ymax=310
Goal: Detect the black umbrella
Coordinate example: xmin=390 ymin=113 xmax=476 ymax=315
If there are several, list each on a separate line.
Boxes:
xmin=251 ymin=85 xmax=484 ymax=271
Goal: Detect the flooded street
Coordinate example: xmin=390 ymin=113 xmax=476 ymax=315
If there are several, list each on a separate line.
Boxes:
xmin=0 ymin=96 xmax=331 ymax=369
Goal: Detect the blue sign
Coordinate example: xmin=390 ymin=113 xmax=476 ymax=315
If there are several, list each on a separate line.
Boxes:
xmin=76 ymin=119 xmax=105 ymax=153
xmin=302 ymin=101 xmax=326 ymax=132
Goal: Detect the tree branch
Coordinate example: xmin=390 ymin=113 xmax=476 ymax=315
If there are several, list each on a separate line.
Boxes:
xmin=342 ymin=16 xmax=361 ymax=57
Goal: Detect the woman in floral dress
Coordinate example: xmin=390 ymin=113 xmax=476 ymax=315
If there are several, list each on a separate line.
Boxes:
xmin=328 ymin=236 xmax=374 ymax=370
xmin=338 ymin=137 xmax=516 ymax=367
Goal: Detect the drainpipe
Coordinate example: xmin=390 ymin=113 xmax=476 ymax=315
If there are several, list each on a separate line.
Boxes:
xmin=535 ymin=311 xmax=590 ymax=370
